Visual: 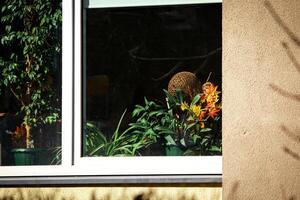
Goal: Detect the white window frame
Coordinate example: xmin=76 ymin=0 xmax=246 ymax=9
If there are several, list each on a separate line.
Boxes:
xmin=0 ymin=0 xmax=222 ymax=181
xmin=74 ymin=0 xmax=222 ymax=175
xmin=0 ymin=0 xmax=74 ymax=177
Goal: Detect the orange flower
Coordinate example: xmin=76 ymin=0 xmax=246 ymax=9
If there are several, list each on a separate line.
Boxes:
xmin=200 ymin=93 xmax=207 ymax=103
xmin=198 ymin=110 xmax=206 ymax=121
xmin=207 ymin=106 xmax=221 ymax=119
xmin=200 ymin=122 xmax=205 ymax=128
xmin=208 ymin=89 xmax=220 ymax=103
xmin=205 ymin=102 xmax=215 ymax=109
xmin=201 ymin=82 xmax=221 ymax=105
xmin=13 ymin=125 xmax=26 ymax=140
xmin=202 ymin=82 xmax=214 ymax=95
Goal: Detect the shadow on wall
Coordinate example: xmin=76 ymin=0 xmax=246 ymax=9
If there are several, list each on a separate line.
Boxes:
xmin=281 ymin=125 xmax=300 ymax=162
xmin=264 ymin=5 xmax=300 ymax=198
xmin=0 ymin=189 xmax=73 ymax=200
xmin=265 ymin=1 xmax=299 ymax=199
xmin=226 ymin=182 xmax=298 ymax=200
xmin=281 ymin=185 xmax=298 ymax=200
xmin=264 ymin=0 xmax=300 ymax=163
xmin=225 ymin=181 xmax=239 ymax=200
xmin=226 ymin=1 xmax=299 ymax=199
xmin=90 ymin=189 xmax=198 ymax=200
xmin=266 ymin=0 xmax=300 ymax=198
xmin=0 ymin=188 xmax=219 ymax=200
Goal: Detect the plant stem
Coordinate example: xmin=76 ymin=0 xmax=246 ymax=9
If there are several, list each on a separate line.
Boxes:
xmin=25 ymin=124 xmax=31 ymax=148
xmin=9 ymin=87 xmax=25 ymax=106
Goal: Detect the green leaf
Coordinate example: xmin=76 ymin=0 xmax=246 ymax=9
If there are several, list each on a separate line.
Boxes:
xmin=163 ymin=89 xmax=176 ymax=107
xmin=180 ymin=138 xmax=186 ymax=146
xmin=5 ymin=25 xmax=11 ymax=32
xmin=201 ymin=138 xmax=209 ymax=145
xmin=112 ymin=109 xmax=127 ymax=141
xmin=200 ymin=128 xmax=212 ymax=133
xmin=144 ymin=97 xmax=149 ymax=106
xmin=191 ymin=94 xmax=200 ymax=106
xmin=132 ymin=106 xmax=144 ymax=117
xmin=1 ymin=6 xmax=6 ymax=12
xmin=209 ymin=146 xmax=221 ymax=152
xmin=175 ymin=89 xmax=183 ymax=104
xmin=186 ymin=121 xmax=198 ymax=132
xmin=164 ymin=135 xmax=176 ymax=146
xmin=192 ymin=134 xmax=201 ymax=143
xmin=89 ymin=144 xmax=105 ymax=155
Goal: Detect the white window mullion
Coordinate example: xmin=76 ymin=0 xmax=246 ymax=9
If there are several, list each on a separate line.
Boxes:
xmin=61 ymin=0 xmax=75 ymax=167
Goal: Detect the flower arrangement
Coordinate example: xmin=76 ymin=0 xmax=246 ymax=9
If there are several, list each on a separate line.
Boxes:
xmin=180 ymin=82 xmax=221 ymax=130
xmin=130 ymin=79 xmax=222 ymax=155
xmin=84 ymin=74 xmax=222 ymax=156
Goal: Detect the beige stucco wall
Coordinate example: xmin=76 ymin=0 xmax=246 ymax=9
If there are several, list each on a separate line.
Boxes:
xmin=0 ymin=185 xmax=221 ymax=200
xmin=223 ymin=0 xmax=300 ymax=199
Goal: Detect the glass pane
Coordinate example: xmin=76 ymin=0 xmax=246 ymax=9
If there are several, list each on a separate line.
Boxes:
xmin=83 ymin=3 xmax=221 ymax=156
xmin=0 ymin=1 xmax=62 ymax=165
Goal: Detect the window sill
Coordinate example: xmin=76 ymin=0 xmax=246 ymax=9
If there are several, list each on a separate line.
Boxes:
xmin=0 ymin=174 xmax=221 ymax=186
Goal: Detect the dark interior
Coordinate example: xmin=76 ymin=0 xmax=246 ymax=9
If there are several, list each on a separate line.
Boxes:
xmin=84 ymin=3 xmax=222 ymax=155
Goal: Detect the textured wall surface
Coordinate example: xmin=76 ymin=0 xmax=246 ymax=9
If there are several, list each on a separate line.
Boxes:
xmin=223 ymin=0 xmax=300 ymax=199
xmin=0 ymin=186 xmax=221 ymax=200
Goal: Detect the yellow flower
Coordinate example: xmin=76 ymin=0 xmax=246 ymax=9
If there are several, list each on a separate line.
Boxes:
xmin=190 ymin=105 xmax=201 ymax=117
xmin=180 ymin=102 xmax=189 ymax=111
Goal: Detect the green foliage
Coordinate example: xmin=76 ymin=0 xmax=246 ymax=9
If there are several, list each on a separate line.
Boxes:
xmin=131 ymin=90 xmax=222 ymax=156
xmin=0 ymin=0 xmax=62 ymax=128
xmin=130 ymin=97 xmax=176 ymax=146
xmin=50 ymin=146 xmax=62 ymax=165
xmin=166 ymin=89 xmax=222 ymax=155
xmin=84 ymin=110 xmax=157 ymax=156
xmin=84 ymin=88 xmax=221 ymax=156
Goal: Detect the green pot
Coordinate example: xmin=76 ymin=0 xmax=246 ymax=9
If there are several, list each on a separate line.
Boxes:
xmin=11 ymin=148 xmax=52 ymax=166
xmin=165 ymin=145 xmax=184 ymax=156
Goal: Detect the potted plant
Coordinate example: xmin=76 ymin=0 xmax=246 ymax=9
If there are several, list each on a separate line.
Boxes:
xmin=169 ymin=81 xmax=222 ymax=155
xmin=131 ymin=79 xmax=222 ymax=156
xmin=0 ymin=0 xmax=62 ymax=165
xmin=84 ymin=110 xmax=158 ymax=156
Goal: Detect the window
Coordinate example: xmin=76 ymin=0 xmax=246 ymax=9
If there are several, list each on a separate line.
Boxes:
xmin=0 ymin=0 xmax=222 ymax=183
xmin=0 ymin=0 xmax=73 ymax=176
xmin=0 ymin=0 xmax=62 ymax=166
xmin=82 ymin=2 xmax=222 ymax=158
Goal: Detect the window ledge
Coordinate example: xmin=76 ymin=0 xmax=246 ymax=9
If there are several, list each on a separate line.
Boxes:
xmin=0 ymin=175 xmax=221 ymax=186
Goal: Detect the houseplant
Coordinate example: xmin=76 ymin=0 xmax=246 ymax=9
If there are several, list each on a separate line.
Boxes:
xmin=0 ymin=0 xmax=62 ymax=165
xmin=83 ymin=80 xmax=221 ymax=157
xmin=131 ymin=81 xmax=222 ymax=156
xmin=84 ymin=110 xmax=158 ymax=156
